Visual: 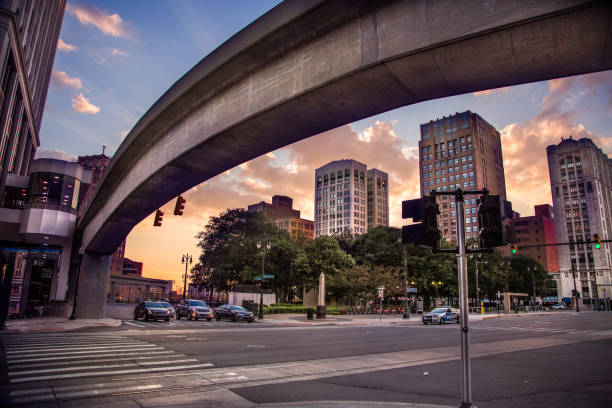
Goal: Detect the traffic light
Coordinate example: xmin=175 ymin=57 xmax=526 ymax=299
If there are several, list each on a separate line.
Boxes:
xmin=174 ymin=195 xmax=186 ymax=216
xmin=511 ymin=244 xmax=517 ymax=255
xmin=401 ymin=194 xmax=441 ymax=249
xmin=153 ymin=209 xmax=164 ymax=226
xmin=478 ymin=194 xmax=512 ymax=249
xmin=594 ymin=233 xmax=601 ymax=249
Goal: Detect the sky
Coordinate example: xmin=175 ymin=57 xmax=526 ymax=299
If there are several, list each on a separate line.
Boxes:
xmin=39 ymin=1 xmax=612 ymax=291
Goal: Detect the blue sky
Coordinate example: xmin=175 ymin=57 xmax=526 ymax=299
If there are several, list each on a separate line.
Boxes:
xmin=40 ymin=2 xmax=612 ymax=284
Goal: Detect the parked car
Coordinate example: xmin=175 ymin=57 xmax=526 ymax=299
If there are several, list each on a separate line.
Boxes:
xmin=422 ymin=307 xmax=460 ymax=324
xmin=551 ymin=304 xmax=566 ymax=310
xmin=175 ymin=299 xmax=214 ymax=321
xmin=215 ymin=304 xmax=255 ymax=322
xmin=134 ymin=301 xmax=170 ymax=322
xmin=160 ymin=301 xmax=175 ymax=318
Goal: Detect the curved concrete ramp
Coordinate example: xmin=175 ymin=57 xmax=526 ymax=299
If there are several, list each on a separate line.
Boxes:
xmin=78 ymin=0 xmax=612 ymax=255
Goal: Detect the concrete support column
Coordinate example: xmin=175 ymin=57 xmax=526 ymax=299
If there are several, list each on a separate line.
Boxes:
xmin=110 ymin=281 xmax=116 ymax=303
xmin=75 ymin=253 xmax=111 ymax=319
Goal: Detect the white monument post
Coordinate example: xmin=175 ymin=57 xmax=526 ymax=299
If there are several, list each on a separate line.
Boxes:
xmin=317 ymin=272 xmax=326 ymax=318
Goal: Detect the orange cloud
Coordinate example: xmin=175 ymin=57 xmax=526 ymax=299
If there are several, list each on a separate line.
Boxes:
xmin=51 ymin=71 xmax=82 ymax=90
xmin=67 ymin=4 xmax=133 ymax=39
xmin=71 ymin=93 xmax=100 ymax=114
xmin=473 ymin=86 xmax=510 ymax=96
xmin=57 ymin=38 xmax=77 ymax=52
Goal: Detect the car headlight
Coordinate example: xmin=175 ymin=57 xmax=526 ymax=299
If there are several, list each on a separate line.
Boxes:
xmin=147 ymin=310 xmax=152 ymax=314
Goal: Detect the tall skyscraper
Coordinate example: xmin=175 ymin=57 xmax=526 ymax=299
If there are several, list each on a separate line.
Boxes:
xmin=367 ymin=169 xmax=389 ymax=229
xmin=0 ymin=1 xmax=66 ymax=201
xmin=314 ymin=159 xmax=388 ymax=237
xmin=547 ymin=137 xmax=612 ymax=304
xmin=418 ymin=111 xmax=506 ymax=242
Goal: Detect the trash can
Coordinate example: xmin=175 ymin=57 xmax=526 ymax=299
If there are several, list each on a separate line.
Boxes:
xmin=306 ymin=308 xmax=314 ymax=320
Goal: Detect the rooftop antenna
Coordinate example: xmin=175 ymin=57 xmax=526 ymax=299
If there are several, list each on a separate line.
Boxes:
xmin=102 ymin=145 xmax=106 ymax=155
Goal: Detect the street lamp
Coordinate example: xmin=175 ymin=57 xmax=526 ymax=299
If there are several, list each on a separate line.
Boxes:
xmin=181 ymin=254 xmax=192 ymax=300
xmin=256 ymin=240 xmax=271 ymax=319
xmin=528 ymin=265 xmax=537 ymax=307
xmin=571 ymin=264 xmax=580 ymax=312
xmin=431 ymin=281 xmax=443 ymax=306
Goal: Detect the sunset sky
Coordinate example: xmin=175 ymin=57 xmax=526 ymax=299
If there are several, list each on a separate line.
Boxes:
xmin=39 ymin=1 xmax=612 ymax=291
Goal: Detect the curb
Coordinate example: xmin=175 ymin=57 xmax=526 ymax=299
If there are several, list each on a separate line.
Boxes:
xmin=3 ymin=318 xmax=122 ymax=334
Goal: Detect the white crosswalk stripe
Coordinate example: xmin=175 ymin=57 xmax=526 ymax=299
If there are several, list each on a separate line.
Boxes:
xmin=0 ymin=333 xmax=214 ymax=391
xmin=121 ymin=319 xmax=216 ymax=329
xmin=470 ymin=325 xmax=612 ymax=336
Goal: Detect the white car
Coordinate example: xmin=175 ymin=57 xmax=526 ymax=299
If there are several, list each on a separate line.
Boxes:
xmin=422 ymin=307 xmax=460 ymax=324
xmin=550 ymin=304 xmax=566 ymax=310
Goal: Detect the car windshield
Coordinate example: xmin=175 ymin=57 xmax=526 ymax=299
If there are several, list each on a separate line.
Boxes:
xmin=230 ymin=305 xmax=245 ymax=311
xmin=190 ymin=300 xmax=208 ymax=307
xmin=431 ymin=308 xmax=447 ymax=313
xmin=145 ymin=302 xmax=164 ymax=308
xmin=160 ymin=302 xmax=172 ymax=308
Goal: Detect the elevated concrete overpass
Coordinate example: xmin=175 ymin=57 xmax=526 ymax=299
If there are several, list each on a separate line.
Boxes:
xmin=74 ymin=0 xmax=612 ymax=317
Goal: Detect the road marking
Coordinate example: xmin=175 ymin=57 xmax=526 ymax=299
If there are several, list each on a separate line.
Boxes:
xmin=10 ymin=353 xmax=188 ymax=368
xmin=7 ymin=350 xmax=176 ymax=364
xmin=4 ymin=340 xmax=147 ymax=351
xmin=6 ymin=346 xmax=165 ymax=360
xmin=12 ymin=384 xmax=164 ymax=404
xmin=10 ymin=363 xmax=215 ymax=383
xmin=6 ymin=344 xmax=160 ymax=356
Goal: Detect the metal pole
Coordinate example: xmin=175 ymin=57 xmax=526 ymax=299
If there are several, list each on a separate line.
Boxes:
xmin=572 ymin=266 xmax=579 ymax=312
xmin=530 ymin=266 xmax=536 ymax=308
xmin=259 ymin=246 xmax=265 ymax=319
xmin=455 ymin=191 xmax=473 ymax=407
xmin=403 ymin=245 xmax=408 ymax=318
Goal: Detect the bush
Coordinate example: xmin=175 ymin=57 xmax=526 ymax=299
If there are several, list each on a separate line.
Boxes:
xmin=262 ymin=304 xmax=348 ymax=315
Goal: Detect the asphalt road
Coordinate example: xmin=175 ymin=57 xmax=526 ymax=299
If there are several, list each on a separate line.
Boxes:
xmin=0 ymin=312 xmax=611 ymax=407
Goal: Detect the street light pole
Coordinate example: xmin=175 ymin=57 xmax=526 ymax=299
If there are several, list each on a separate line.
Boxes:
xmin=181 ymin=254 xmax=192 ymax=300
xmin=571 ymin=265 xmax=580 ymax=312
xmin=256 ymin=240 xmax=271 ymax=320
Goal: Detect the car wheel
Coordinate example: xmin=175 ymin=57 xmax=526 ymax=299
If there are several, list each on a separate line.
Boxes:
xmin=248 ymin=319 xmax=253 ymax=323
xmin=232 ymin=314 xmax=237 ymax=322
xmin=216 ymin=317 xmax=221 ymax=321
xmin=195 ymin=316 xmax=199 ymax=321
xmin=439 ymin=318 xmax=443 ymax=325
xmin=188 ymin=314 xmax=192 ymax=321
xmin=165 ymin=317 xmax=170 ymax=322
xmin=207 ymin=318 xmax=212 ymax=321
xmin=176 ymin=313 xmax=180 ymax=320
xmin=144 ymin=314 xmax=149 ymax=321
xmin=133 ymin=314 xmax=138 ymax=320
xmin=422 ymin=321 xmax=427 ymax=325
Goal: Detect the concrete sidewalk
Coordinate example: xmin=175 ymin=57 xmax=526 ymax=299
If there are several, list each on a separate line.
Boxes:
xmin=2 ymin=316 xmax=121 ymax=333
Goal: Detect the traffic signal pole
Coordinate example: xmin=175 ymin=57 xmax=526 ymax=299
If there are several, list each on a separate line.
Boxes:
xmin=455 ymin=191 xmax=473 ymax=408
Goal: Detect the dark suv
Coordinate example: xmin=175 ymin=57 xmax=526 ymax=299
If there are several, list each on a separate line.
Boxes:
xmin=175 ymin=299 xmax=214 ymax=321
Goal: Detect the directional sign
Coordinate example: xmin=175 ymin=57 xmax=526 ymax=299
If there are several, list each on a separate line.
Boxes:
xmin=253 ymin=274 xmax=275 ymax=281
xmin=406 ymin=287 xmax=417 ymax=293
xmin=378 ymin=286 xmax=385 ymax=298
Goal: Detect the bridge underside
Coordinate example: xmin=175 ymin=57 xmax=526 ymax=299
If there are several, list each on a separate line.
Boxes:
xmin=74 ymin=0 xmax=612 ymax=318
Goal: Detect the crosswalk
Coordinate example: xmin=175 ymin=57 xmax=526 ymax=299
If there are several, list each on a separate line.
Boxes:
xmin=470 ymin=324 xmax=612 ymax=337
xmin=122 ymin=319 xmax=217 ymax=329
xmin=0 ymin=333 xmax=215 ymax=405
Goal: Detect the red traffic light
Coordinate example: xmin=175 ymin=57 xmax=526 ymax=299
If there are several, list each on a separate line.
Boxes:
xmin=174 ymin=195 xmax=186 ymax=216
xmin=153 ymin=209 xmax=164 ymax=226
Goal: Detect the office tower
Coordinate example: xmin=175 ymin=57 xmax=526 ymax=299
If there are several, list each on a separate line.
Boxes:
xmin=248 ymin=195 xmax=314 ymax=239
xmin=513 ymin=204 xmax=559 ymax=273
xmin=0 ymin=1 xmax=66 ymax=201
xmin=418 ymin=111 xmax=506 ymax=242
xmin=547 ymin=136 xmax=612 ymax=305
xmin=367 ymin=168 xmax=389 ymax=229
xmin=314 ymin=159 xmax=388 ymax=237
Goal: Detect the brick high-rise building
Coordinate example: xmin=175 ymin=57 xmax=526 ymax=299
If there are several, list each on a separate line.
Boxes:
xmin=248 ymin=195 xmax=314 ymax=239
xmin=513 ymin=205 xmax=559 ymax=274
xmin=547 ymin=137 xmax=612 ymax=305
xmin=418 ymin=111 xmax=506 ymax=242
xmin=314 ymin=159 xmax=388 ymax=237
xmin=77 ymin=153 xmax=125 ymax=275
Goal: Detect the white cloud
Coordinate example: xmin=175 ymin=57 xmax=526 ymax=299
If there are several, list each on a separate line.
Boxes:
xmin=35 ymin=149 xmax=77 ymax=162
xmin=71 ymin=93 xmax=100 ymax=114
xmin=57 ymin=38 xmax=77 ymax=52
xmin=67 ymin=4 xmax=133 ymax=39
xmin=111 ymin=48 xmax=130 ymax=57
xmin=51 ymin=71 xmax=82 ymax=90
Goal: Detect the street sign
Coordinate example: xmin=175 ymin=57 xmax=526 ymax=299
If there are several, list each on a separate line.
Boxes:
xmin=253 ymin=274 xmax=275 ymax=281
xmin=377 ymin=286 xmax=385 ymax=298
xmin=406 ymin=287 xmax=417 ymax=293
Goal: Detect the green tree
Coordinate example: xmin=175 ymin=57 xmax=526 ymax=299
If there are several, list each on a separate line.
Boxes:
xmin=305 ymin=236 xmax=355 ymax=300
